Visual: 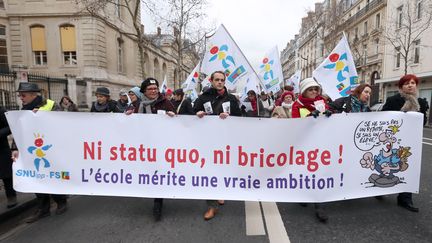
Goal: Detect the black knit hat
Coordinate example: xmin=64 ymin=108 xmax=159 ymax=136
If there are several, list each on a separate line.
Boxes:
xmin=95 ymin=87 xmax=110 ymax=96
xmin=140 ymin=78 xmax=159 ymax=93
xmin=173 ymin=89 xmax=184 ymax=96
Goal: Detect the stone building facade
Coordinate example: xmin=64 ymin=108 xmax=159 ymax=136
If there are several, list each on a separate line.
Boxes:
xmin=0 ymin=0 xmax=198 ymax=109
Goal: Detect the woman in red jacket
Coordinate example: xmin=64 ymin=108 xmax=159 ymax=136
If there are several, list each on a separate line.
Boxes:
xmin=292 ymin=78 xmax=331 ymax=118
xmin=292 ymin=77 xmax=331 ymax=223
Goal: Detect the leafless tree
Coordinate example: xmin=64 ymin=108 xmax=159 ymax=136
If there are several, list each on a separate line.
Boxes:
xmin=149 ymin=0 xmax=211 ymax=88
xmin=383 ymin=0 xmax=432 ymax=75
xmin=75 ymin=0 xmax=155 ymax=78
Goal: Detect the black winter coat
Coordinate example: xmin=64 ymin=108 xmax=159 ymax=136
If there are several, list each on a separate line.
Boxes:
xmin=172 ymin=98 xmax=194 ymax=115
xmin=0 ymin=107 xmax=12 ymax=179
xmin=193 ymin=87 xmax=241 ymax=116
xmin=90 ymin=100 xmax=120 ymax=113
xmin=382 ymin=93 xmax=428 ymax=125
xmin=330 ymin=95 xmax=371 ymax=113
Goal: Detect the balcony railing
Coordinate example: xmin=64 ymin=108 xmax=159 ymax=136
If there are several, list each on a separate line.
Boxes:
xmin=345 ymin=0 xmax=385 ymax=26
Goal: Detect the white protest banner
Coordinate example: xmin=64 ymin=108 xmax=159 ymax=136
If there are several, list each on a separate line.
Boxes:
xmin=258 ymin=46 xmax=284 ymax=94
xmin=7 ymin=111 xmax=422 ymax=203
xmin=201 ymin=24 xmax=259 ymax=91
xmin=287 ymin=70 xmax=301 ymax=94
xmin=313 ymin=35 xmax=359 ymax=100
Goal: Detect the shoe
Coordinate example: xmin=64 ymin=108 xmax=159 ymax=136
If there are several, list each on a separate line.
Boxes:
xmin=315 ymin=206 xmax=328 ymax=223
xmin=7 ymin=196 xmax=18 ymax=208
xmin=25 ymin=209 xmax=50 ymax=223
xmin=217 ymin=200 xmax=225 ymax=205
xmin=397 ymin=200 xmax=419 ymax=212
xmin=153 ymin=201 xmax=162 ymax=221
xmin=204 ymin=207 xmax=217 ymax=220
xmin=55 ymin=202 xmax=68 ymax=215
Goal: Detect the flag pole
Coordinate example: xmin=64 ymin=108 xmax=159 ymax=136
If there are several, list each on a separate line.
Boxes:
xmin=220 ymin=24 xmax=262 ymax=84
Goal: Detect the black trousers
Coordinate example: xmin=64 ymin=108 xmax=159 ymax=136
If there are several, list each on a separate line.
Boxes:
xmin=36 ymin=193 xmax=67 ymax=212
xmin=397 ymin=192 xmax=413 ymax=203
xmin=2 ymin=178 xmax=16 ymax=198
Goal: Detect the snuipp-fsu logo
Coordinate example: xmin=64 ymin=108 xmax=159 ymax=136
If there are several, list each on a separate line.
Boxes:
xmin=15 ymin=133 xmax=70 ymax=180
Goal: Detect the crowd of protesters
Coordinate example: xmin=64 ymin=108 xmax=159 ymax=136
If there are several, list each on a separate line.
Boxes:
xmin=0 ymin=71 xmax=428 ymax=224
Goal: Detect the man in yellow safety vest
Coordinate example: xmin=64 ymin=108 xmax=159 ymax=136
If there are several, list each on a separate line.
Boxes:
xmin=11 ymin=82 xmax=68 ymax=223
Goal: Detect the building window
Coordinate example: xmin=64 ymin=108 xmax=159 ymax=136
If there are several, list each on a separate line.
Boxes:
xmin=115 ymin=0 xmax=121 ymax=18
xmin=364 ymin=21 xmax=368 ymax=35
xmin=417 ymin=0 xmax=423 ymax=19
xmin=0 ymin=0 xmax=4 ymax=9
xmin=363 ymin=44 xmax=367 ymax=65
xmin=395 ymin=46 xmax=401 ymax=68
xmin=375 ymin=39 xmax=379 ymax=54
xmin=0 ymin=26 xmax=7 ymax=72
xmin=413 ymin=39 xmax=420 ymax=64
xmin=376 ymin=13 xmax=381 ymax=28
xmin=117 ymin=38 xmax=124 ymax=73
xmin=355 ymin=27 xmax=359 ymax=40
xmin=397 ymin=6 xmax=403 ymax=28
xmin=30 ymin=26 xmax=47 ymax=65
xmin=60 ymin=25 xmax=77 ymax=65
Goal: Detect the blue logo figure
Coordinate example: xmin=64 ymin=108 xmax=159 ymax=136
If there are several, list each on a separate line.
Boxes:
xmin=27 ymin=134 xmax=52 ymax=171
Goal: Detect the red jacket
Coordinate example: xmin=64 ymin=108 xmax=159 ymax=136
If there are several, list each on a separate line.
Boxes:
xmin=291 ymin=95 xmax=329 ymax=118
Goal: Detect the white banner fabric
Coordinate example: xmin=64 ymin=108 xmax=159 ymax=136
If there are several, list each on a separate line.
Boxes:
xmin=7 ymin=111 xmax=423 ymax=203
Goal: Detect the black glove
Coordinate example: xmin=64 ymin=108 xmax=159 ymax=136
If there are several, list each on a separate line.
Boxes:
xmin=323 ymin=110 xmax=332 ymax=117
xmin=310 ymin=110 xmax=320 ymax=118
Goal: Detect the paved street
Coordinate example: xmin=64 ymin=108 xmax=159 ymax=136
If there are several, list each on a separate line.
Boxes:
xmin=0 ymin=128 xmax=431 ymax=243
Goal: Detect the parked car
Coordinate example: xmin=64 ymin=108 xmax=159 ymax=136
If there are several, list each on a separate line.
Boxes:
xmin=370 ymin=102 xmax=384 ymax=112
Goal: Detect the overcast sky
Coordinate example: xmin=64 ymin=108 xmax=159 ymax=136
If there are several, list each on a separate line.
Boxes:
xmin=142 ymin=0 xmax=320 ymax=67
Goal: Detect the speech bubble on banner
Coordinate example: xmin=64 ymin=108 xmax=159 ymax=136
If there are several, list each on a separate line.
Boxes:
xmin=354 ymin=119 xmax=403 ymax=151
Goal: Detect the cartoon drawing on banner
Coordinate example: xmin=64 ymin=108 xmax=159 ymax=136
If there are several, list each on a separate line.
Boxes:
xmin=354 ymin=119 xmax=412 ymax=188
xmin=208 ymin=44 xmax=246 ymax=85
xmin=27 ymin=133 xmax=53 ymax=171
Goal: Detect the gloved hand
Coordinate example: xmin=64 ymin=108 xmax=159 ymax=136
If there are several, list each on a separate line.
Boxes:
xmin=310 ymin=110 xmax=320 ymax=118
xmin=323 ymin=110 xmax=332 ymax=117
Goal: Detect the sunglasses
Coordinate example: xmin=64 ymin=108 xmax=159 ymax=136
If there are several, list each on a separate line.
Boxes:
xmin=306 ymin=87 xmax=319 ymax=92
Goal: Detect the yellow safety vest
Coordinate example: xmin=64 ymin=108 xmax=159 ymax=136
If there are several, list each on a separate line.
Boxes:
xmin=299 ymin=108 xmax=311 ymax=118
xmin=38 ymin=99 xmax=55 ymax=111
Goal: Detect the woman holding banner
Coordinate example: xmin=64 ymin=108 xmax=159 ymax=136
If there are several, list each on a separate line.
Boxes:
xmin=127 ymin=78 xmax=175 ymax=221
xmin=381 ymin=74 xmax=428 ymax=213
xmin=291 ymin=77 xmax=331 ymax=223
xmin=329 ymin=84 xmax=372 ymax=113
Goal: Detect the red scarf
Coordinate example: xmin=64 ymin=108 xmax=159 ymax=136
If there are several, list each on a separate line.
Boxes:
xmin=251 ymin=99 xmax=257 ymax=112
xmin=297 ymin=94 xmax=328 ymax=112
xmin=217 ymin=89 xmax=226 ymax=96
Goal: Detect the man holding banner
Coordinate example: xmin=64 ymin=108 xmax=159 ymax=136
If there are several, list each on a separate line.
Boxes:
xmin=11 ymin=82 xmax=68 ymax=223
xmin=193 ymin=71 xmax=241 ymax=220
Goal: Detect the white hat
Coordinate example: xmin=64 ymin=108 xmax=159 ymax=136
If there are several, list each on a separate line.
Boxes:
xmin=299 ymin=77 xmax=320 ymax=95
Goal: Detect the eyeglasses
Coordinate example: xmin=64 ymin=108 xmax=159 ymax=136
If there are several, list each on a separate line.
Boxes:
xmin=17 ymin=93 xmax=28 ymax=98
xmin=306 ymin=87 xmax=319 ymax=92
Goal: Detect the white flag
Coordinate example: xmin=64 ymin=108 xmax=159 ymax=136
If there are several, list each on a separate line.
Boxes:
xmin=201 ymin=24 xmax=258 ymax=91
xmin=286 ymin=70 xmax=302 ymax=94
xmin=240 ymin=74 xmax=261 ymax=100
xmin=258 ymin=46 xmax=284 ymax=94
xmin=182 ymin=63 xmax=200 ymax=92
xmin=160 ymin=75 xmax=168 ymax=93
xmin=313 ymin=35 xmax=359 ymax=100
